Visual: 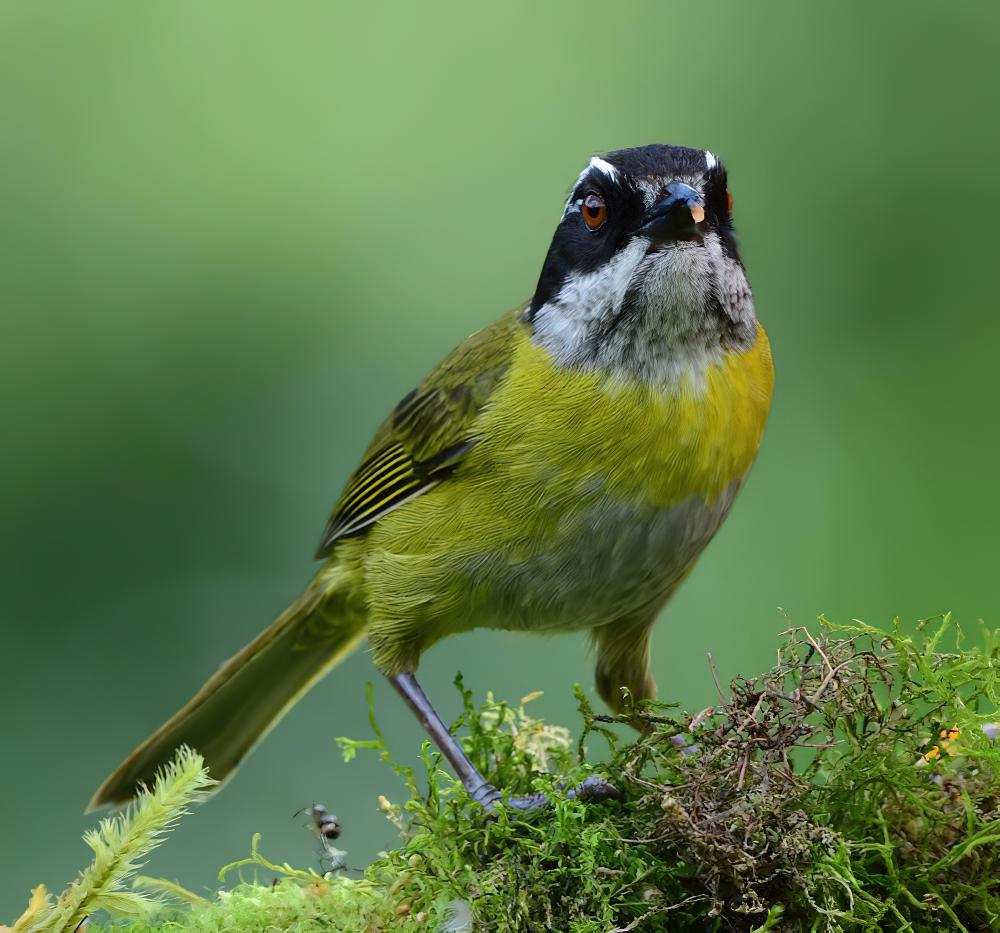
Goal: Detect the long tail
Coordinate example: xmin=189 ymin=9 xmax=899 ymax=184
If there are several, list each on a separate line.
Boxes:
xmin=88 ymin=570 xmax=367 ymax=811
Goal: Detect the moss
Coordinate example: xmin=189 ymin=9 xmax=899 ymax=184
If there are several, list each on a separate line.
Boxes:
xmin=9 ymin=615 xmax=1000 ymax=932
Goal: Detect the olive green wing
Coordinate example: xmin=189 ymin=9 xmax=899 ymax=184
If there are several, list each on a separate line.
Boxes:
xmin=315 ymin=307 xmax=525 ymax=556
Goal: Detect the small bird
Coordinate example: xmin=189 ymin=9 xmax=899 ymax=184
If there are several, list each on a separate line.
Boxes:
xmin=90 ymin=144 xmax=774 ymax=811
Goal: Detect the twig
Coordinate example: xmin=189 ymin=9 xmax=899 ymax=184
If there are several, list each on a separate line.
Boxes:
xmin=737 ymin=692 xmax=767 ymax=733
xmin=807 ymin=660 xmax=855 ymax=707
xmin=605 ymin=896 xmax=710 ymax=932
xmin=802 ymin=627 xmax=833 ymax=675
xmin=707 ymin=652 xmax=728 ymax=704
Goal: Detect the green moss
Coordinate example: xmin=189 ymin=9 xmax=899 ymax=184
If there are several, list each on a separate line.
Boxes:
xmin=10 ymin=616 xmax=1000 ymax=932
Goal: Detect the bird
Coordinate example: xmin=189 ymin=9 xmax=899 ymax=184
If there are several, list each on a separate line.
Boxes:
xmin=90 ymin=143 xmax=774 ymax=812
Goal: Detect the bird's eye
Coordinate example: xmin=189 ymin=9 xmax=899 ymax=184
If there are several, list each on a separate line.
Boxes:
xmin=581 ymin=193 xmax=607 ymax=230
xmin=726 ymin=190 xmax=734 ymax=214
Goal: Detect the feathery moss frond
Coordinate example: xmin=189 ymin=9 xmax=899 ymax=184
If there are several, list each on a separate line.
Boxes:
xmin=27 ymin=746 xmax=214 ymax=932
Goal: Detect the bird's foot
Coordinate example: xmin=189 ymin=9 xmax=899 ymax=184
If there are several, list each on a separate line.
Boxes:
xmin=469 ymin=781 xmax=503 ymax=809
xmin=475 ymin=775 xmax=622 ymax=813
xmin=502 ymin=791 xmax=551 ymax=812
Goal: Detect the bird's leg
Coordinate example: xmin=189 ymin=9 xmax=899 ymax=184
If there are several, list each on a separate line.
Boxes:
xmin=389 ymin=672 xmax=503 ymax=809
xmin=389 ymin=672 xmax=620 ymax=811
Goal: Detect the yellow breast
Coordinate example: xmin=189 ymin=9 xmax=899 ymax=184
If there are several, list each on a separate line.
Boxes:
xmin=475 ymin=324 xmax=774 ymax=509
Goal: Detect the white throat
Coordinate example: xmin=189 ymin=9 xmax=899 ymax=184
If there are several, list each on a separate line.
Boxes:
xmin=530 ymin=233 xmax=754 ymax=391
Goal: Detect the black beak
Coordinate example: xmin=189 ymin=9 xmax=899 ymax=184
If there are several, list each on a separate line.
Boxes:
xmin=636 ymin=182 xmax=706 ymax=246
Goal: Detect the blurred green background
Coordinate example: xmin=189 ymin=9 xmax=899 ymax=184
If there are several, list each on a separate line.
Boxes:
xmin=3 ymin=0 xmax=1000 ymax=916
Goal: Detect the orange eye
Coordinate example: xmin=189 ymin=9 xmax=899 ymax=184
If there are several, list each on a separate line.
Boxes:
xmin=581 ymin=193 xmax=607 ymax=230
xmin=726 ymin=190 xmax=734 ymax=214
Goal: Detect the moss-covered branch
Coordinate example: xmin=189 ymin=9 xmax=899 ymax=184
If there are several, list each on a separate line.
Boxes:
xmin=7 ymin=616 xmax=1000 ymax=931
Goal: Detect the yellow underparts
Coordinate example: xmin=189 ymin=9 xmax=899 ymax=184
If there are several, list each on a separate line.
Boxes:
xmin=346 ymin=324 xmax=774 ymax=674
xmin=473 ymin=324 xmax=774 ymax=510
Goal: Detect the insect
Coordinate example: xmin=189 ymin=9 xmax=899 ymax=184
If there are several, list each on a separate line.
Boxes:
xmin=295 ymin=804 xmax=344 ymax=871
xmin=297 ymin=803 xmax=341 ymax=842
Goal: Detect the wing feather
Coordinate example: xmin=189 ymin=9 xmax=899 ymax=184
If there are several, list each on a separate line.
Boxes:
xmin=315 ymin=308 xmax=525 ymax=556
xmin=319 ymin=440 xmax=429 ymax=542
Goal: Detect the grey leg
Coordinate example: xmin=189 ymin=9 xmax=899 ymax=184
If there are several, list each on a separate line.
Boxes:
xmin=389 ymin=672 xmax=502 ymax=808
xmin=389 ymin=672 xmax=620 ymax=812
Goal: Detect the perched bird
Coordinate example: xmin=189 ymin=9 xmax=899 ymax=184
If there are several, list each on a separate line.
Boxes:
xmin=91 ymin=144 xmax=774 ymax=811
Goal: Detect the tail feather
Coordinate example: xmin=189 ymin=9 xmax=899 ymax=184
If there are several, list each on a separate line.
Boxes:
xmin=88 ymin=577 xmax=366 ymax=811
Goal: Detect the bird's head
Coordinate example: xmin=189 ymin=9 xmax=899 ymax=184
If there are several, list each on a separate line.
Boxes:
xmin=528 ymin=144 xmax=756 ymax=384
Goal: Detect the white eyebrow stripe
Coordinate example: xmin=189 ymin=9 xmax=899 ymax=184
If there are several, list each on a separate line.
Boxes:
xmin=571 ymin=156 xmax=619 ymax=193
xmin=589 ymin=156 xmax=619 ymax=180
xmin=704 ymin=150 xmax=717 ymax=170
xmin=565 ymin=155 xmax=620 ymax=216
